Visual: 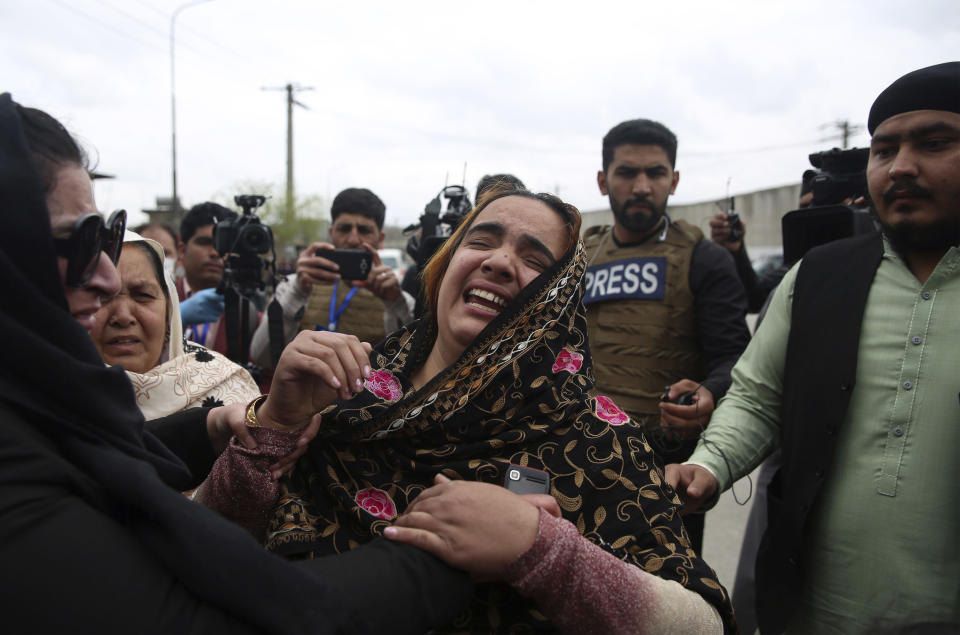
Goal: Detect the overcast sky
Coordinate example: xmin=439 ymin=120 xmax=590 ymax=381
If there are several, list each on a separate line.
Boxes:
xmin=3 ymin=0 xmax=958 ymax=228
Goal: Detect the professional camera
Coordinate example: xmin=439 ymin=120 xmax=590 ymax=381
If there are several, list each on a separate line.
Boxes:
xmin=436 ymin=184 xmax=473 ymax=229
xmin=404 ymin=185 xmax=474 ymax=268
xmin=214 ymin=194 xmax=277 ymax=374
xmin=781 ymin=147 xmax=877 ymax=266
xmin=400 ymin=184 xmax=474 ymax=318
xmin=213 ymin=195 xmax=274 ymax=257
xmin=808 ymin=147 xmax=870 ymax=207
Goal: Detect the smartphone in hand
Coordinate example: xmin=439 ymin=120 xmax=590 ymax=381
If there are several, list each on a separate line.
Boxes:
xmin=313 ymin=248 xmax=374 ymax=280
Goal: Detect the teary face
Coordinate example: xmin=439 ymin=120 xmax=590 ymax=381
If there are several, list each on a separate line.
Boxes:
xmin=432 ymin=195 xmax=567 ymax=362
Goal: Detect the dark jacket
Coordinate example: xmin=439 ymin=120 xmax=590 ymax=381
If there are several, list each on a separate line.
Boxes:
xmin=0 ymin=403 xmax=471 ymax=634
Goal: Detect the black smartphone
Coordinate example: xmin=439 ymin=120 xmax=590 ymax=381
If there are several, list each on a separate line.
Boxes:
xmin=503 ymin=464 xmax=551 ymax=495
xmin=313 ymin=248 xmax=374 ymax=281
xmin=660 ymin=386 xmax=696 ymax=406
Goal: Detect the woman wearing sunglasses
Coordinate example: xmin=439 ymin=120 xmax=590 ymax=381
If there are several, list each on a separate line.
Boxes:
xmin=48 ymin=175 xmax=125 ymax=329
xmin=0 ymin=94 xmax=472 ymax=633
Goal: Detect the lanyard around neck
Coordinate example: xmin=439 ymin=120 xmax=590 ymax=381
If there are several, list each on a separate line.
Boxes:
xmin=194 ymin=321 xmax=211 ymax=344
xmin=327 ymin=280 xmax=359 ymax=331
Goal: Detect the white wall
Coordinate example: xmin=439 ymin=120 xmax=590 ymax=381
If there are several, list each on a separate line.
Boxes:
xmin=581 ymin=182 xmax=802 ymax=251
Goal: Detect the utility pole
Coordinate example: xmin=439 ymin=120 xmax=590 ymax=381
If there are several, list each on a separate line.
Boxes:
xmin=821 ymin=119 xmax=864 ymax=149
xmin=262 ymin=83 xmax=313 ymax=223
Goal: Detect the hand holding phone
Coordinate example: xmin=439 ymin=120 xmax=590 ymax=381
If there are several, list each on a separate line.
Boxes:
xmin=296 ymin=243 xmax=375 ymax=293
xmin=357 ymin=244 xmax=402 ymax=302
xmin=312 ymin=248 xmax=373 ymax=281
xmin=296 ymin=242 xmax=339 ymax=293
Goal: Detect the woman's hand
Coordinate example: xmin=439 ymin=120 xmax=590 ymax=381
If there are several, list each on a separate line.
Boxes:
xmin=267 ymin=412 xmax=322 ymax=480
xmin=204 ymin=403 xmax=320 ymax=477
xmin=205 ymin=402 xmax=254 ymax=455
xmin=257 ymin=330 xmax=373 ymax=431
xmin=385 ymin=474 xmax=558 ymax=581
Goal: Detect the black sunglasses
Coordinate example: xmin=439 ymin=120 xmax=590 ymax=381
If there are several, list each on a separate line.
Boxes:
xmin=53 ymin=209 xmax=127 ymax=288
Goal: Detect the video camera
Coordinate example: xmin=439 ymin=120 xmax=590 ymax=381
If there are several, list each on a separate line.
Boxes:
xmin=808 ymin=147 xmax=870 ymax=207
xmin=399 ymin=185 xmax=474 ymax=319
xmin=214 ymin=195 xmax=274 ymax=260
xmin=781 ymin=147 xmax=878 ymax=266
xmin=404 ymin=185 xmax=473 ymax=269
xmin=213 ymin=194 xmax=277 ymax=374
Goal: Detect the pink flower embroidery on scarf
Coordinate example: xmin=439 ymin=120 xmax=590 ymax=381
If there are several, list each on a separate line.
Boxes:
xmin=594 ymin=395 xmax=629 ymax=426
xmin=364 ymin=369 xmax=403 ymax=402
xmin=355 ymin=487 xmax=397 ymax=520
xmin=551 ymin=348 xmax=584 ymax=374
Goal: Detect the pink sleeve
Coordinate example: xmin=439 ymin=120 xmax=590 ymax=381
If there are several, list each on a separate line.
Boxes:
xmin=194 ymin=427 xmax=299 ymax=541
xmin=502 ymin=509 xmax=722 ymax=635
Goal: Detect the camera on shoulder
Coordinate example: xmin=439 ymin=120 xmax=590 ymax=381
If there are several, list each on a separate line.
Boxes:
xmin=781 ymin=147 xmax=878 ymax=266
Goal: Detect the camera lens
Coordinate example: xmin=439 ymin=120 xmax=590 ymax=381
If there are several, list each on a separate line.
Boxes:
xmin=239 ymin=224 xmax=271 ymax=254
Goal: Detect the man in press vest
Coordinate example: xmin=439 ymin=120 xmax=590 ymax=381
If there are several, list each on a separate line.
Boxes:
xmin=583 ymin=118 xmax=750 ymax=553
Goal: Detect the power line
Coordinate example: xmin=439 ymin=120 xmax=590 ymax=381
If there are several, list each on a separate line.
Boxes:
xmin=819 ymin=119 xmax=865 ymax=149
xmin=92 ymin=0 xmax=171 ymax=42
xmin=684 ymin=137 xmax=851 ymax=159
xmin=93 ymin=0 xmax=235 ymax=62
xmin=127 ymin=0 xmax=257 ymax=65
xmin=127 ymin=0 xmax=170 ymax=21
xmin=304 ymin=104 xmax=863 ymax=161
xmin=47 ymin=0 xmax=167 ymax=54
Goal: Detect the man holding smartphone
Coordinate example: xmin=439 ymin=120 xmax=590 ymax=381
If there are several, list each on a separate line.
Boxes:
xmin=250 ymin=188 xmax=414 ymax=369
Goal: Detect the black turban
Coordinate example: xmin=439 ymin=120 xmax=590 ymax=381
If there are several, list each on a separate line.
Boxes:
xmin=868 ymin=61 xmax=960 ymax=134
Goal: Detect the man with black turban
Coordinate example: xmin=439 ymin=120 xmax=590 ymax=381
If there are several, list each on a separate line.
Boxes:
xmin=667 ymin=61 xmax=960 ymax=633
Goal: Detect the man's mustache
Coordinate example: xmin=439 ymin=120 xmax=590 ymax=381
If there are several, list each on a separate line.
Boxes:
xmin=623 ymin=197 xmax=654 ymax=211
xmin=882 ymin=182 xmax=933 ymax=204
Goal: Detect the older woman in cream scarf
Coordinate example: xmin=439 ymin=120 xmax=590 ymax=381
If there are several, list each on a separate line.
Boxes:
xmin=90 ymin=231 xmax=259 ymax=418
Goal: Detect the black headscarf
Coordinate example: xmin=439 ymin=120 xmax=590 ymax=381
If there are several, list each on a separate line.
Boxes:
xmin=265 ymin=237 xmax=735 ymax=631
xmin=0 ymin=93 xmax=354 ymax=634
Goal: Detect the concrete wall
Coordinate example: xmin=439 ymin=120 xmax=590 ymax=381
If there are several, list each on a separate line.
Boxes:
xmin=581 ymin=182 xmax=801 ymax=251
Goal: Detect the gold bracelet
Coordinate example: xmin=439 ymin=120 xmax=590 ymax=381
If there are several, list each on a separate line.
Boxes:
xmin=245 ymin=395 xmax=268 ymax=428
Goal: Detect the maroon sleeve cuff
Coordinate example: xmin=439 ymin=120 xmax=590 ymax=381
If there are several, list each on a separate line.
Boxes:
xmin=502 ymin=508 xmax=565 ymax=587
xmin=195 ymin=426 xmax=300 ymax=540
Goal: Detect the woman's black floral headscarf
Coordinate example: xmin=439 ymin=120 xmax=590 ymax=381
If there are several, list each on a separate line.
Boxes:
xmin=268 ymin=238 xmax=734 ymax=631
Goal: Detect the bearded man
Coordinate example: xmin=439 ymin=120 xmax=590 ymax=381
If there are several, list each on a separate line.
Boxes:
xmin=667 ymin=62 xmax=960 ymax=633
xmin=583 ymin=118 xmax=750 ymax=553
